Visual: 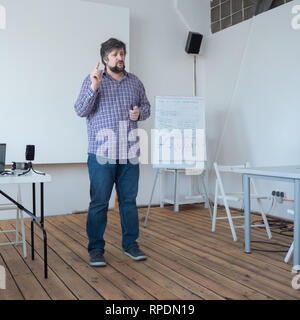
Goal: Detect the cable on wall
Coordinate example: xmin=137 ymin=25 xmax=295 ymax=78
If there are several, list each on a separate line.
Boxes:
xmin=208 ymin=15 xmax=256 ymax=180
xmin=173 ymin=0 xmax=191 ymax=31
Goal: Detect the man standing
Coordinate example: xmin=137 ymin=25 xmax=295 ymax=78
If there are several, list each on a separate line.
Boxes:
xmin=74 ymin=38 xmax=150 ymax=267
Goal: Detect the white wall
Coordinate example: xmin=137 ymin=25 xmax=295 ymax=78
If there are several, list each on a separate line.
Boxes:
xmin=175 ymin=0 xmax=210 ymax=36
xmin=6 ymin=0 xmax=296 ymax=222
xmin=0 ymin=0 xmax=129 ymax=164
xmin=203 ymin=1 xmax=300 ymax=220
xmin=0 ymin=0 xmax=210 ymax=219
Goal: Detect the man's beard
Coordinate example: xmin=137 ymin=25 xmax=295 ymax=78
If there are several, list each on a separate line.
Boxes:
xmin=108 ymin=62 xmax=125 ymax=74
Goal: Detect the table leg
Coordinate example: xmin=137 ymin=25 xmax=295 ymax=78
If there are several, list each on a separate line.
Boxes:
xmin=42 ymin=229 xmax=48 ymax=279
xmin=243 ymin=174 xmax=251 ymax=253
xmin=293 ymin=179 xmax=300 ymax=271
xmin=0 ymin=184 xmax=48 ymax=278
xmin=40 ymin=183 xmax=48 ymax=278
xmin=40 ymin=183 xmax=44 ymax=228
xmin=31 ymin=183 xmax=36 ymax=260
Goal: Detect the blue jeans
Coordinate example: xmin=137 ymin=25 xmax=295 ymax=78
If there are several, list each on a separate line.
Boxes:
xmin=86 ymin=153 xmax=140 ymax=253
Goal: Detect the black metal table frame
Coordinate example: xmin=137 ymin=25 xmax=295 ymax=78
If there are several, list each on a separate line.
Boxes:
xmin=0 ymin=183 xmax=48 ymax=278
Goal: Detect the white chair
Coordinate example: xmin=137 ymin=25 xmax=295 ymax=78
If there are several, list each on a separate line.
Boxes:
xmin=0 ymin=185 xmax=27 ymax=258
xmin=284 ymin=209 xmax=294 ymax=263
xmin=212 ymin=162 xmax=272 ymax=242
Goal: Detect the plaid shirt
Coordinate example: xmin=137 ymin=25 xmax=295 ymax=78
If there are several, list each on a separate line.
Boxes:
xmin=74 ymin=70 xmax=150 ymax=159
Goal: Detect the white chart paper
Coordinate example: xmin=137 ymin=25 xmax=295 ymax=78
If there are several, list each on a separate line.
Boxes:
xmin=152 ymin=96 xmax=206 ymax=169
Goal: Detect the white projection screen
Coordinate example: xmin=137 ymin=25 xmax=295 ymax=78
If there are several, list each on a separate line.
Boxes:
xmin=0 ymin=0 xmax=129 ymax=164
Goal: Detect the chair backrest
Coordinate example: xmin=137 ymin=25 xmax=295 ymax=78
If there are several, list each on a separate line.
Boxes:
xmin=214 ymin=162 xmax=259 ymax=196
xmin=214 ymin=162 xmax=242 ymax=195
xmin=215 ymin=163 xmax=247 ymax=173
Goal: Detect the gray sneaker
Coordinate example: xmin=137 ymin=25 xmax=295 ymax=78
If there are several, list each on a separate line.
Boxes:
xmin=124 ymin=244 xmax=147 ymax=261
xmin=89 ymin=249 xmax=106 ymax=267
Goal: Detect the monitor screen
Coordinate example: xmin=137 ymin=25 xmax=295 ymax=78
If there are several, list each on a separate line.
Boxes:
xmin=0 ymin=144 xmax=6 ymax=173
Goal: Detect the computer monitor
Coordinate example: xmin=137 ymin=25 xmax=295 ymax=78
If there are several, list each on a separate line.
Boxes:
xmin=0 ymin=144 xmax=6 ymax=173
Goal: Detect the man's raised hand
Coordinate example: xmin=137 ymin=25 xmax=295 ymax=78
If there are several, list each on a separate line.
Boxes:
xmin=90 ymin=62 xmax=102 ymax=92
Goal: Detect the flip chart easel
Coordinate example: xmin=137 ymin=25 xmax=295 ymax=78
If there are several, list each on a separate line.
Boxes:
xmin=144 ymin=96 xmax=212 ymax=227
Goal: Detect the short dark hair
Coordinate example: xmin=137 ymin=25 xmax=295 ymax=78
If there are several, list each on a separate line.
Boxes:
xmin=100 ymin=38 xmax=126 ymax=67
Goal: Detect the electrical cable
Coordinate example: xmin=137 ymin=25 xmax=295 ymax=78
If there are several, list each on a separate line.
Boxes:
xmin=265 ymin=196 xmax=275 ymax=216
xmin=250 ymin=240 xmax=290 ymax=253
xmin=232 ymin=194 xmax=294 ymax=253
xmin=0 ymin=170 xmax=14 ymax=176
xmin=252 ymin=217 xmax=294 ymax=238
xmin=283 ymin=198 xmax=294 ymax=202
xmin=250 ymin=216 xmax=293 ymax=253
xmin=207 ymin=16 xmax=255 ymax=181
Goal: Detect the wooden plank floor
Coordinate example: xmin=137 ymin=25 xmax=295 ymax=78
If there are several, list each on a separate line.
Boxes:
xmin=0 ymin=204 xmax=299 ymax=300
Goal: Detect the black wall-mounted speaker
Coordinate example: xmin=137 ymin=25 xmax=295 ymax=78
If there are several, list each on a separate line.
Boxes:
xmin=185 ymin=32 xmax=203 ymax=54
xmin=26 ymin=145 xmax=35 ymax=161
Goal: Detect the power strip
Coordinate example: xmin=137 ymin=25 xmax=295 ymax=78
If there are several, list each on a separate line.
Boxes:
xmin=271 ymin=190 xmax=285 ymax=204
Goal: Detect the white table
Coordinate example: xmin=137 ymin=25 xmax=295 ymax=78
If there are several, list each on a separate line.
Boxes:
xmin=232 ymin=165 xmax=300 ymax=271
xmin=0 ymin=171 xmax=51 ymax=278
